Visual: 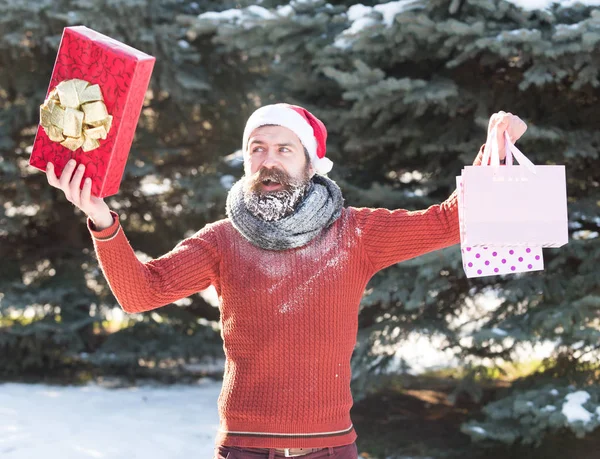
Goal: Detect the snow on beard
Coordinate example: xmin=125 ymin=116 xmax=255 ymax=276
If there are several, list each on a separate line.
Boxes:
xmin=243 ymin=166 xmax=310 ymax=222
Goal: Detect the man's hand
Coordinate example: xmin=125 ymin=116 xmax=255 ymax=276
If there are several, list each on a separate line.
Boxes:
xmin=487 ymin=111 xmax=527 ymax=161
xmin=46 ymin=160 xmax=114 ymax=230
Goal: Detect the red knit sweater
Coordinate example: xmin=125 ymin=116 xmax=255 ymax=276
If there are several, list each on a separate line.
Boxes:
xmin=88 ymin=147 xmax=485 ymax=449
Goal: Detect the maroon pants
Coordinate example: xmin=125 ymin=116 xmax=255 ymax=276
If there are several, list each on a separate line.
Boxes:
xmin=214 ymin=443 xmax=359 ymax=459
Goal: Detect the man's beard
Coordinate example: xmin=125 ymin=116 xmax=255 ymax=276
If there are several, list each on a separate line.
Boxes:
xmin=243 ymin=166 xmax=311 ymax=222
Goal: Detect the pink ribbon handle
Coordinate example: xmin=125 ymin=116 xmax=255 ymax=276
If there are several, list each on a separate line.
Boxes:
xmin=504 ymin=131 xmax=537 ymax=174
xmin=481 ymin=126 xmax=536 ymax=174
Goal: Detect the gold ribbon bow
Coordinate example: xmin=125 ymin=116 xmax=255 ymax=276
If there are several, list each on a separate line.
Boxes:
xmin=40 ymin=79 xmax=113 ymax=152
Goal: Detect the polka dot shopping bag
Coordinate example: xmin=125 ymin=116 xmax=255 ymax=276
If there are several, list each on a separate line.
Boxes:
xmin=456 ymin=176 xmax=544 ymax=278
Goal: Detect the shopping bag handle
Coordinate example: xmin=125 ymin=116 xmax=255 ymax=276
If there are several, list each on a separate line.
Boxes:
xmin=504 ymin=132 xmax=537 ymax=174
xmin=481 ymin=126 xmax=537 ymax=174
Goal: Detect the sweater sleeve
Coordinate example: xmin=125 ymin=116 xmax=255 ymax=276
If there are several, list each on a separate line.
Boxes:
xmin=87 ymin=211 xmax=220 ymax=313
xmin=352 ymin=144 xmax=486 ymax=273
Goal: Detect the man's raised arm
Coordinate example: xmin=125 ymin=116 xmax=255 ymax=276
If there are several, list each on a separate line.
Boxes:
xmin=351 ymin=112 xmax=527 ymax=273
xmin=46 ymin=159 xmax=220 ymax=313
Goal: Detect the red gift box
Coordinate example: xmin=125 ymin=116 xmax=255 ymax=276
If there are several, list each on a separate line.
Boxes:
xmin=29 ymin=26 xmax=155 ymax=198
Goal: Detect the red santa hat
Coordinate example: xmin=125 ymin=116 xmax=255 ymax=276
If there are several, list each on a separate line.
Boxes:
xmin=242 ymin=103 xmax=334 ymax=175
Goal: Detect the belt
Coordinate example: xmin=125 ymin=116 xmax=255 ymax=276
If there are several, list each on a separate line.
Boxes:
xmin=246 ymin=447 xmax=325 ymax=457
xmin=278 ymin=447 xmax=324 ymax=457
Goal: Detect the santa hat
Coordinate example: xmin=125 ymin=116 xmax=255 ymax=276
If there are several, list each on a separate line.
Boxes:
xmin=242 ymin=103 xmax=334 ymax=175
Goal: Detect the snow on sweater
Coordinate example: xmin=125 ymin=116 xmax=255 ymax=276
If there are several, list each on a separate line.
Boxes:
xmin=87 ymin=146 xmax=485 ymax=449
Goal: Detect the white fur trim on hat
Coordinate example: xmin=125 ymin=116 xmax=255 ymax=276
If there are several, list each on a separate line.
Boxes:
xmin=242 ymin=104 xmax=331 ymax=174
xmin=313 ymin=156 xmax=333 ymax=175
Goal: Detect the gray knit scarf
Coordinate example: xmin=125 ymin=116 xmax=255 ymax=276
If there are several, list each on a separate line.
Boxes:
xmin=226 ymin=175 xmax=344 ymax=251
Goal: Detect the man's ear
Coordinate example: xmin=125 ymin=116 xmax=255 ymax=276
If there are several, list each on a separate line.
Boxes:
xmin=308 ymin=163 xmax=316 ymax=178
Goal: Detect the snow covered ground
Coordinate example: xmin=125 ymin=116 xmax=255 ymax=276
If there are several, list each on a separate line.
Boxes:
xmin=0 ymin=335 xmax=557 ymax=459
xmin=0 ymin=380 xmax=222 ymax=458
xmin=0 ymin=291 xmax=559 ymax=458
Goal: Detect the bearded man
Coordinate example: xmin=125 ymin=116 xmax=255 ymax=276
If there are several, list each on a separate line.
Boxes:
xmin=46 ymin=104 xmax=526 ymax=459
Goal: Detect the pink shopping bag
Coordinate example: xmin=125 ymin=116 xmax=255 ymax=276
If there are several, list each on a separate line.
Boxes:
xmin=457 ymin=176 xmax=544 ymax=278
xmin=461 ymin=129 xmax=568 ymax=248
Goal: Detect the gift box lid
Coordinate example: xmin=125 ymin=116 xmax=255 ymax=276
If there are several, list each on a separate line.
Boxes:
xmin=66 ymin=26 xmax=155 ymax=61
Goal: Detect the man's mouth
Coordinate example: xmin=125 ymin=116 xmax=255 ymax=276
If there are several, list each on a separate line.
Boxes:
xmin=260 ymin=179 xmax=283 ymax=191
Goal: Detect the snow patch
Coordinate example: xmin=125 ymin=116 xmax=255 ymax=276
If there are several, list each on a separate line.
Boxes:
xmin=496 ymin=29 xmax=541 ymax=42
xmin=334 ymin=0 xmax=423 ymax=48
xmin=278 ymin=248 xmax=349 ymax=313
xmin=223 ymin=149 xmax=244 ymax=167
xmin=197 ymin=9 xmax=243 ymax=22
xmin=342 ymin=15 xmax=377 ymax=35
xmin=246 ymin=5 xmax=276 ymax=19
xmin=197 ymin=6 xmax=275 ymax=29
xmin=200 ymin=285 xmax=220 ymax=307
xmin=374 ymin=0 xmax=423 ymax=26
xmin=491 ymin=327 xmax=508 ymax=336
xmin=469 ymin=426 xmax=487 ymax=434
xmin=505 ymin=0 xmax=600 ymax=9
xmin=347 ymin=4 xmax=374 ymax=21
xmin=220 ymin=174 xmax=236 ymax=190
xmin=0 ymin=382 xmax=222 ymax=458
xmin=277 ymin=4 xmax=294 ymax=16
xmin=140 ymin=176 xmax=172 ymax=196
xmin=562 ymin=391 xmax=593 ymax=424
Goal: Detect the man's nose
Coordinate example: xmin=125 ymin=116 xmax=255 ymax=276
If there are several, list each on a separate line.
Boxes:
xmin=261 ymin=149 xmax=279 ymax=168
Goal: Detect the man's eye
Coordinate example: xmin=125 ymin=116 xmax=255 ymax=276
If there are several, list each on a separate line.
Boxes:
xmin=279 ymin=147 xmax=290 ymax=153
xmin=252 ymin=147 xmax=264 ymax=153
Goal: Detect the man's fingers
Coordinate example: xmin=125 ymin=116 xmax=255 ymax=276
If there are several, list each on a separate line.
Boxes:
xmin=488 ymin=112 xmax=511 ymax=161
xmin=45 ymin=160 xmax=96 ymax=212
xmin=46 ymin=163 xmax=60 ymax=188
xmin=507 ymin=117 xmax=527 ymax=142
xmin=59 ymin=159 xmax=77 ymax=191
xmin=69 ymin=163 xmax=86 ymax=206
xmin=488 ymin=111 xmax=527 ymax=145
xmin=488 ymin=112 xmax=507 ymax=133
xmin=488 ymin=113 xmax=499 ymax=131
xmin=80 ymin=177 xmax=92 ymax=209
xmin=496 ymin=124 xmax=506 ymax=160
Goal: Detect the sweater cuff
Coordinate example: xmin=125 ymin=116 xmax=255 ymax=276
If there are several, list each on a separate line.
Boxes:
xmin=87 ymin=211 xmax=121 ymax=241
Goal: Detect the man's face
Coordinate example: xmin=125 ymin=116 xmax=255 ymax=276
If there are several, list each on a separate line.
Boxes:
xmin=242 ymin=125 xmax=314 ymax=221
xmin=244 ymin=125 xmax=313 ymax=192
